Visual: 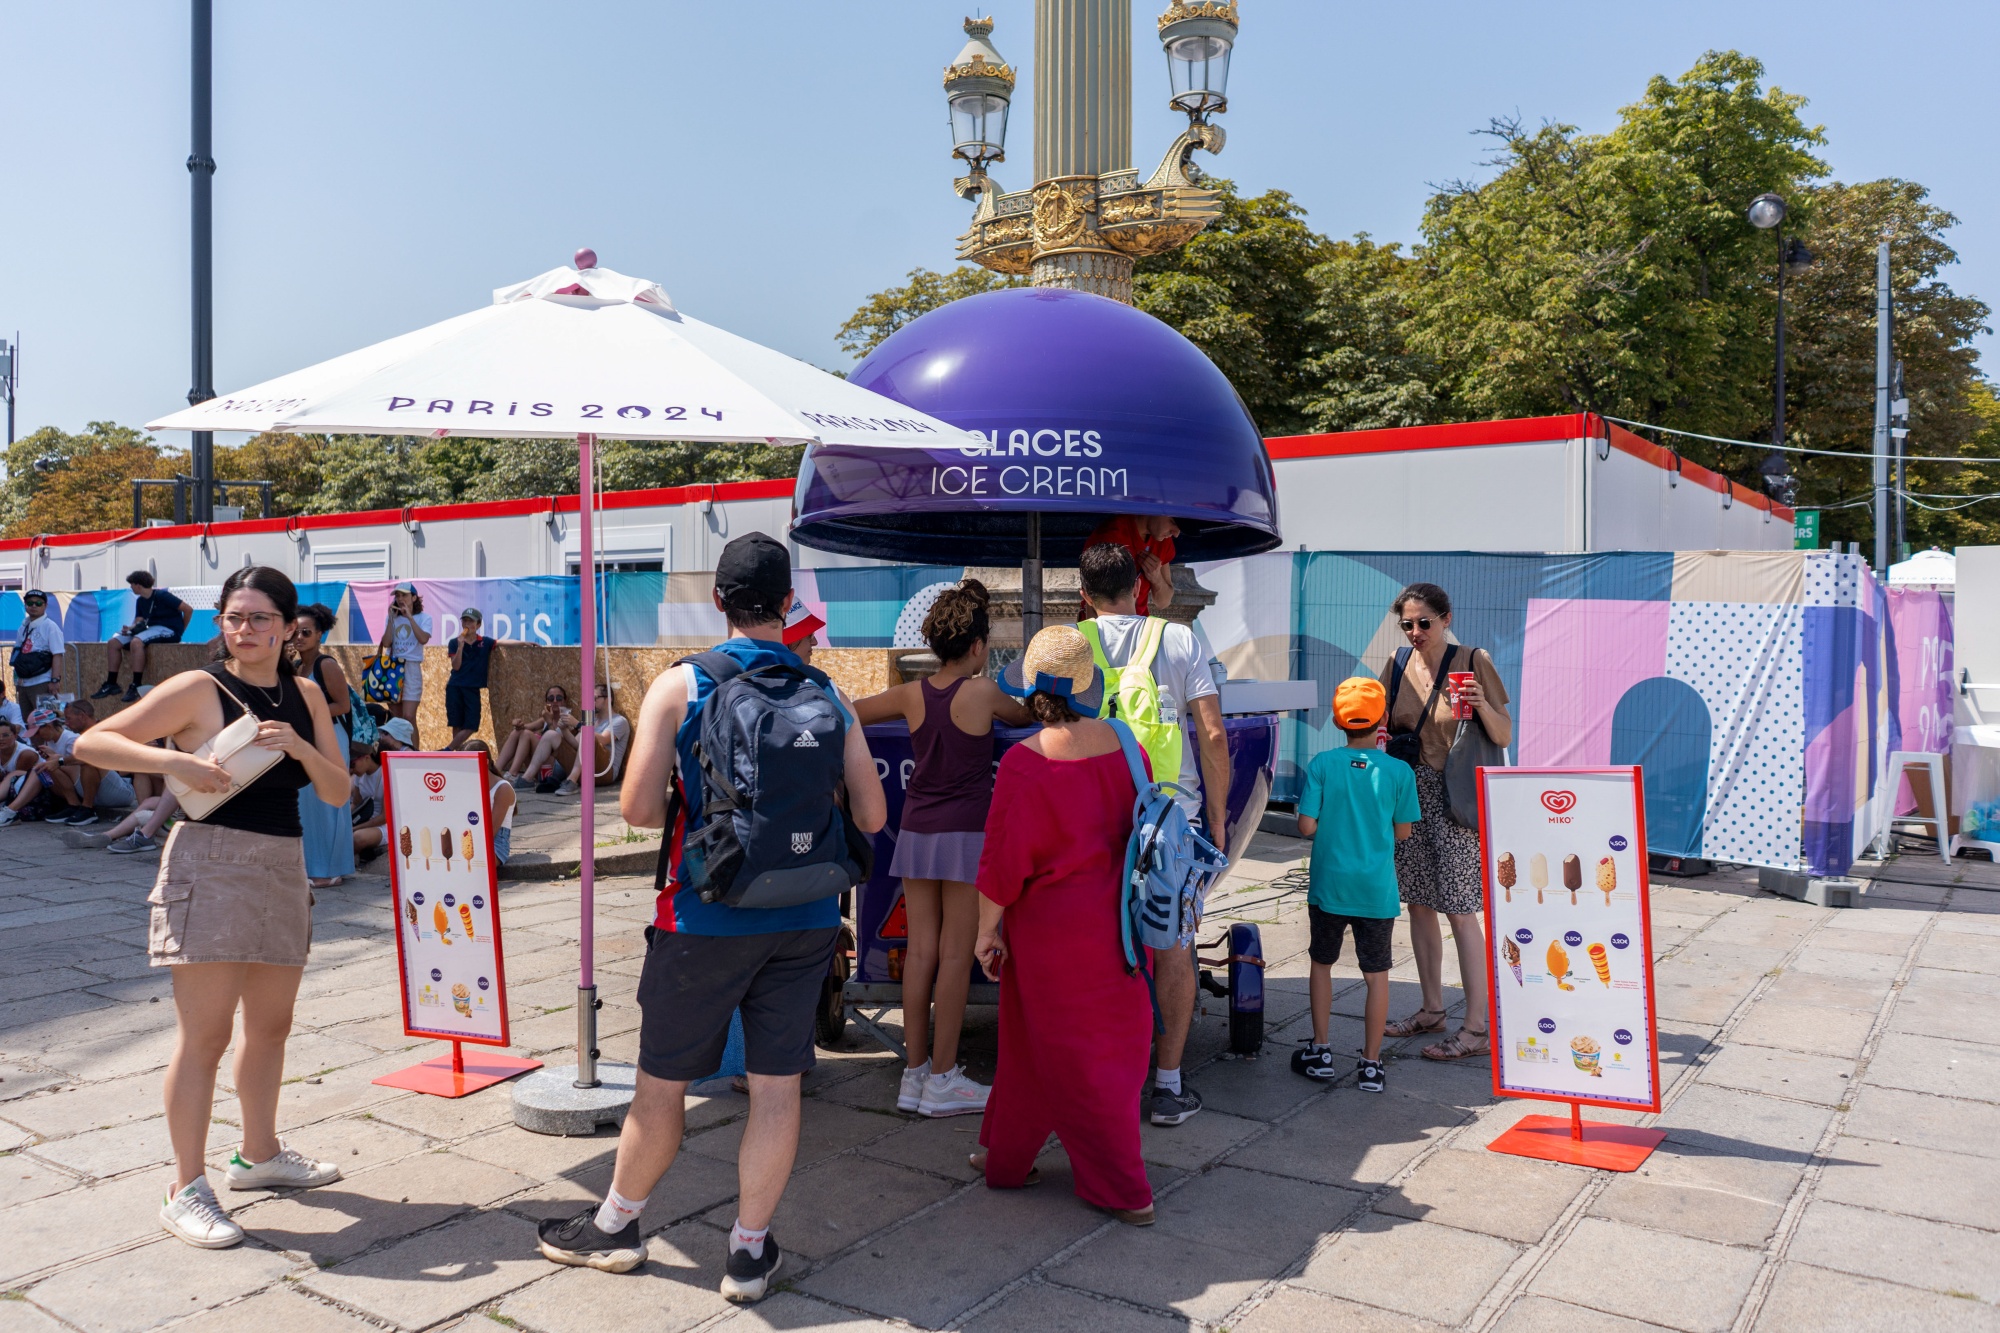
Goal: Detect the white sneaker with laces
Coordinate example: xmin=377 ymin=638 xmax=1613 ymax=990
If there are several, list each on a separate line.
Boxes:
xmin=160 ymin=1177 xmax=244 ymax=1249
xmin=896 ymin=1060 xmax=931 ymax=1113
xmin=918 ymin=1065 xmax=989 ymax=1118
xmin=224 ymin=1144 xmax=343 ymax=1191
xmin=0 ymin=809 xmax=17 ymax=827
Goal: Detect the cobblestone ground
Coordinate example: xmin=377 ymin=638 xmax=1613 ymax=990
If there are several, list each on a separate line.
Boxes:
xmin=0 ymin=814 xmax=1995 ymax=1332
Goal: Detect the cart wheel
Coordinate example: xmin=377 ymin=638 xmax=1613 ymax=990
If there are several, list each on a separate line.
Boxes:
xmin=814 ymin=931 xmax=853 ymax=1050
xmin=1228 ymin=1006 xmax=1264 ymax=1055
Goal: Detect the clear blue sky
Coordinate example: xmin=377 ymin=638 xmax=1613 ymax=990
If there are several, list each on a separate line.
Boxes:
xmin=4 ymin=1 xmax=1994 ymax=439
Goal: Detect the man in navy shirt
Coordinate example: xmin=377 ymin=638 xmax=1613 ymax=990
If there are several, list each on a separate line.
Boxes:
xmin=97 ymin=571 xmax=186 ymax=702
xmin=444 ymin=608 xmax=497 ymax=750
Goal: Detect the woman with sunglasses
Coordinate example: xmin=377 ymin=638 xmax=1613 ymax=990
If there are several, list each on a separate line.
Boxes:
xmin=292 ymin=605 xmax=354 ymax=888
xmin=496 ymin=685 xmax=572 ymax=785
xmin=1375 ymin=582 xmax=1511 ymax=1062
xmin=73 ymin=566 xmax=352 ymax=1249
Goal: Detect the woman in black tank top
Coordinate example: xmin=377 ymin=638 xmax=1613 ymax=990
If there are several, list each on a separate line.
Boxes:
xmin=74 ymin=567 xmax=353 ymax=1249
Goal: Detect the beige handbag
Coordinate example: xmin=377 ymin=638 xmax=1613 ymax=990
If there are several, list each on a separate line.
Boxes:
xmin=165 ymin=688 xmax=285 ymax=821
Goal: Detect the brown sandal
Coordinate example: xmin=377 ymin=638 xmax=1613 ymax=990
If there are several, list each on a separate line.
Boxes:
xmin=1422 ymin=1028 xmax=1491 ymax=1062
xmin=969 ymin=1153 xmax=1041 ymax=1186
xmin=1384 ymin=1007 xmax=1447 ymax=1038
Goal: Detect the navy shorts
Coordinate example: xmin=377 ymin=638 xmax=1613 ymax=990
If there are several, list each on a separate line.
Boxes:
xmin=1308 ymin=908 xmax=1395 ymax=973
xmin=445 ymin=684 xmax=482 ymax=730
xmin=635 ymin=925 xmax=839 ymax=1081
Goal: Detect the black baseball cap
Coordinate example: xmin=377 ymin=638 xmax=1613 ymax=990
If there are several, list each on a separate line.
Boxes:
xmin=22 ymin=590 xmax=46 ymax=604
xmin=714 ymin=533 xmax=792 ymax=617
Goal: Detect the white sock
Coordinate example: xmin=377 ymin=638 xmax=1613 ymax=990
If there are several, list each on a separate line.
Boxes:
xmin=730 ymin=1220 xmax=769 ymax=1257
xmin=1155 ymin=1067 xmax=1182 ymax=1095
xmin=594 ymin=1187 xmax=645 ymax=1235
xmin=928 ymin=1065 xmax=958 ymax=1086
xmin=905 ymin=1059 xmax=931 ymax=1078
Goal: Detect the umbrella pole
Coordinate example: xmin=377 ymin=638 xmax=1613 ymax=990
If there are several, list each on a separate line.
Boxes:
xmin=575 ymin=431 xmax=600 ymax=1089
xmin=1022 ymin=512 xmax=1043 ymax=645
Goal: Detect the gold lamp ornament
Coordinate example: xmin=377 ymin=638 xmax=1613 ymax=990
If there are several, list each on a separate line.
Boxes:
xmin=946 ymin=2 xmax=1238 ymax=304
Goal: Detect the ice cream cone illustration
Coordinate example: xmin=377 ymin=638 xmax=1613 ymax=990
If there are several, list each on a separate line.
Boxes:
xmin=1498 ymin=853 xmax=1516 ymax=903
xmin=1530 ymin=853 xmax=1548 ymax=904
xmin=1587 ymin=942 xmax=1611 ymax=986
xmin=461 ymin=829 xmax=475 ymax=866
xmin=457 ymin=901 xmax=475 ymax=941
xmin=433 ymin=901 xmax=452 ymax=944
xmin=403 ymin=899 xmax=418 ymax=938
xmin=1547 ymin=940 xmax=1574 ymax=991
xmin=442 ymin=828 xmax=454 ymax=874
xmin=399 ymin=826 xmax=413 ymax=869
xmin=1596 ymin=856 xmax=1616 ymax=905
xmin=1563 ymin=854 xmax=1581 ymax=905
xmin=1502 ymin=935 xmax=1523 ymax=986
xmin=420 ymin=826 xmax=433 ymax=871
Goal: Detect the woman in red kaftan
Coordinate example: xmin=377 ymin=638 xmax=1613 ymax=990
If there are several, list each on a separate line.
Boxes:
xmin=973 ymin=626 xmax=1155 ymax=1224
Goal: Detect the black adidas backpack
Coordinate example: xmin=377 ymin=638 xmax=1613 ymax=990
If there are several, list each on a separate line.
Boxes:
xmin=655 ymin=651 xmax=873 ymax=910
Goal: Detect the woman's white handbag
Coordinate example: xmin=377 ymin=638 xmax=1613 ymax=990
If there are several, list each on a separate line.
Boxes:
xmin=165 ymin=712 xmax=283 ymax=821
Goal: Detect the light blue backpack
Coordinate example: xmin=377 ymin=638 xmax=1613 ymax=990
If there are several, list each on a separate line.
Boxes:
xmin=1109 ymin=718 xmax=1229 ymax=973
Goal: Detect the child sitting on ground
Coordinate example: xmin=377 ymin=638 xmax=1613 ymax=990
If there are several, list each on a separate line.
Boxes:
xmin=1293 ymin=677 xmax=1418 ymax=1093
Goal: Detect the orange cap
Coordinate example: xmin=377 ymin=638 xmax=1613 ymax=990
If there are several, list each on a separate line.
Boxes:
xmin=1333 ymin=676 xmax=1387 ymax=729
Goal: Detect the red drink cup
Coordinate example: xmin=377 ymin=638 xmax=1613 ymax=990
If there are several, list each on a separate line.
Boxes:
xmin=1448 ymin=671 xmax=1477 ymax=719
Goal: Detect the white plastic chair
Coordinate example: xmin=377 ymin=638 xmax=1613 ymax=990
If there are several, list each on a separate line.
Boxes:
xmin=1884 ymin=751 xmax=1956 ymax=864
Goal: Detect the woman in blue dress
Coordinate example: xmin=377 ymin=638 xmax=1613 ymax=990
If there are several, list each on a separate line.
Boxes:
xmin=293 ymin=605 xmax=356 ymax=887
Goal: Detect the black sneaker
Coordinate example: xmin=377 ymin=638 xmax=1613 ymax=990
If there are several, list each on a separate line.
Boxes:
xmin=721 ymin=1233 xmax=783 ymax=1304
xmin=122 ymin=684 xmax=142 ymax=703
xmin=52 ymin=805 xmax=89 ymax=826
xmin=67 ymin=808 xmax=101 ymax=828
xmin=1292 ymin=1045 xmax=1338 ymax=1081
xmin=1357 ymin=1059 xmax=1387 ymax=1093
xmin=535 ymin=1208 xmax=644 ymax=1273
xmin=1148 ymin=1083 xmax=1203 ymax=1126
xmin=91 ymin=681 xmax=121 ymax=699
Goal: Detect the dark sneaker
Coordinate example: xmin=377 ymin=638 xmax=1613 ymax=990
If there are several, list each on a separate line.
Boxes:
xmin=1292 ymin=1045 xmax=1338 ymax=1081
xmin=122 ymin=684 xmax=142 ymax=703
xmin=1357 ymin=1059 xmax=1387 ymax=1093
xmin=1148 ymin=1083 xmax=1203 ymax=1126
xmin=66 ymin=808 xmax=101 ymax=829
xmin=536 ymin=1208 xmax=644 ymax=1273
xmin=720 ymin=1233 xmax=783 ymax=1304
xmin=91 ymin=682 xmax=122 ymax=699
xmin=107 ymin=831 xmax=161 ymax=855
xmin=51 ymin=805 xmax=87 ymax=826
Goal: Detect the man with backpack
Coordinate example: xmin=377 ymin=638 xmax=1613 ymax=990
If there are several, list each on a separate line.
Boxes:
xmin=1075 ymin=542 xmax=1230 ymax=1127
xmin=535 ymin=533 xmax=886 ymax=1305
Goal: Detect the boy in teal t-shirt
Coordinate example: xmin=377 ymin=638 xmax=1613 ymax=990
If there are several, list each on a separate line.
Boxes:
xmin=1293 ymin=677 xmax=1419 ymax=1092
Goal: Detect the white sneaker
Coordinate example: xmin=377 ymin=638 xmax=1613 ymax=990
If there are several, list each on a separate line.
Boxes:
xmin=0 ymin=809 xmax=17 ymax=827
xmin=224 ymin=1144 xmax=343 ymax=1191
xmin=896 ymin=1060 xmax=931 ymax=1113
xmin=160 ymin=1177 xmax=244 ymax=1249
xmin=918 ymin=1066 xmax=989 ymax=1118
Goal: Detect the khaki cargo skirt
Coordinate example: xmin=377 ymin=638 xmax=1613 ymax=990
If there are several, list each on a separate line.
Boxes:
xmin=148 ymin=822 xmax=313 ymax=967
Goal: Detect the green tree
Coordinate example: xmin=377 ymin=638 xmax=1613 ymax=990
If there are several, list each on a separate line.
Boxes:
xmin=2 ymin=422 xmax=168 ymax=535
xmin=305 ymin=436 xmax=444 ymax=514
xmin=215 ymin=432 xmax=322 ymax=517
xmin=836 ymin=265 xmax=1026 ymax=359
xmin=1294 ymin=237 xmax=1442 ymax=432
xmin=414 ymin=436 xmax=499 ymax=505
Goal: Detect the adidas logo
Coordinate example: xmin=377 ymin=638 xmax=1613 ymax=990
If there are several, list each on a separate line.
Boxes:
xmin=791 ymin=732 xmax=820 ymax=748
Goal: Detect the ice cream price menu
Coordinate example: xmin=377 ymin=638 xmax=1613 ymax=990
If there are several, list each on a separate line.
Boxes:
xmin=1478 ymin=767 xmax=1660 ymax=1111
xmin=382 ymin=752 xmax=511 ymax=1046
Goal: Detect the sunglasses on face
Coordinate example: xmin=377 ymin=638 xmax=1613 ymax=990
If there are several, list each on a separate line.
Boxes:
xmin=545 ymin=693 xmax=565 ymax=704
xmin=1399 ymin=617 xmax=1436 ymax=632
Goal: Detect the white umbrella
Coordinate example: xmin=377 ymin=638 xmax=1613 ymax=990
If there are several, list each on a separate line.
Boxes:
xmin=147 ymin=252 xmax=976 ymax=1120
xmin=1888 ymin=547 xmax=1955 ymax=591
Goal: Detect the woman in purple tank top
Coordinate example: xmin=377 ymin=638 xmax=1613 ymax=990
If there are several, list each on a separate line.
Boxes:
xmin=857 ymin=581 xmax=1032 ymax=1118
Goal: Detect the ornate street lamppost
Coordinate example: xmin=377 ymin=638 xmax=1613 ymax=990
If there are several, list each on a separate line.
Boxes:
xmin=947 ymin=3 xmax=1239 ymax=305
xmin=1748 ymin=192 xmax=1812 ymax=506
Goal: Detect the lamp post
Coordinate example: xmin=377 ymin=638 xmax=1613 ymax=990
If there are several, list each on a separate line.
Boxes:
xmin=1747 ymin=193 xmax=1811 ymax=508
xmin=189 ymin=0 xmax=217 ymax=523
xmin=0 ymin=334 xmax=16 ymax=448
xmin=947 ymin=2 xmax=1238 ymax=306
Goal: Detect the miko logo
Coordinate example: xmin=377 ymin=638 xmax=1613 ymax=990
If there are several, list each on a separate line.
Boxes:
xmin=791 ymin=831 xmax=814 ymax=855
xmin=423 ymin=772 xmax=447 ymax=802
xmin=1540 ymin=790 xmax=1576 ymax=824
xmin=792 ymin=732 xmax=820 ymax=748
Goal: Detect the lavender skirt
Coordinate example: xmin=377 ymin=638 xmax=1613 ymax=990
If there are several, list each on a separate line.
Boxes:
xmin=889 ymin=829 xmax=985 ymax=885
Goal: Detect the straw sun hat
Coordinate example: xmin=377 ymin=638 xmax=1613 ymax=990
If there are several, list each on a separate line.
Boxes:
xmin=998 ymin=625 xmax=1107 ymax=718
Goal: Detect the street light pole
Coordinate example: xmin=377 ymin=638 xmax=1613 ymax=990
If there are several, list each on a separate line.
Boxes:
xmin=189 ymin=0 xmax=217 ymax=524
xmin=0 ymin=333 xmax=16 ymax=450
xmin=1873 ymin=240 xmax=1893 ymax=573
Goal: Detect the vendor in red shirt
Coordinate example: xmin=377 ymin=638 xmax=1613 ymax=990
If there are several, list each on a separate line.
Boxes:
xmin=1083 ymin=515 xmax=1179 ymax=616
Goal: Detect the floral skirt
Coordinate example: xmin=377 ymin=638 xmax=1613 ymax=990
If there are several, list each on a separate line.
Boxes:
xmin=1394 ymin=764 xmax=1485 ymax=915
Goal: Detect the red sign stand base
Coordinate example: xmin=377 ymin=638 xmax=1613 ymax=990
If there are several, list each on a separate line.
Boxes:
xmin=1488 ymin=1105 xmax=1665 ymax=1172
xmin=373 ymin=1042 xmax=543 ymax=1099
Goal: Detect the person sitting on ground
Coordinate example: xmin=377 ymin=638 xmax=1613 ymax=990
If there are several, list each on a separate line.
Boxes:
xmin=496 ymin=686 xmax=572 ymax=783
xmin=971 ymin=624 xmax=1155 ymax=1225
xmin=553 ymin=682 xmax=631 ymax=796
xmin=376 ymin=716 xmax=415 ymax=752
xmin=0 ymin=677 xmax=21 ymax=731
xmin=1084 ymin=514 xmax=1180 ymax=616
xmin=0 ymin=706 xmax=77 ymax=827
xmin=39 ymin=699 xmax=138 ymax=827
xmin=96 ymin=570 xmax=188 ymax=702
xmin=444 ymin=609 xmax=497 ymax=750
xmin=855 ymin=580 xmax=1032 ymax=1118
xmin=0 ymin=720 xmax=34 ymax=806
xmin=350 ymin=745 xmax=389 ymax=862
xmin=1293 ymin=678 xmax=1418 ymax=1092
xmin=65 ymin=788 xmax=180 ymax=855
xmin=461 ymin=739 xmax=516 ymax=866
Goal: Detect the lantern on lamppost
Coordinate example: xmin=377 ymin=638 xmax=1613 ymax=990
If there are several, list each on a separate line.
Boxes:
xmin=946 ymin=3 xmax=1238 ymax=304
xmin=944 ymin=18 xmax=1015 ymax=203
xmin=1748 ymin=192 xmax=1814 ymax=506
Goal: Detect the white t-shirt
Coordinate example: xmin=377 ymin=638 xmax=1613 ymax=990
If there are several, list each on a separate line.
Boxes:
xmin=48 ymin=728 xmax=80 ymax=762
xmin=1090 ymin=614 xmax=1219 ymax=800
xmin=352 ymin=768 xmax=382 ymax=810
xmin=0 ymin=699 xmax=20 ymax=730
xmin=3 ymin=740 xmax=33 ymax=772
xmin=388 ymin=612 xmax=432 ymax=663
xmin=13 ymin=615 xmax=63 ymax=687
xmin=595 ymin=714 xmax=632 ymax=778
